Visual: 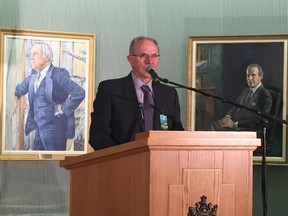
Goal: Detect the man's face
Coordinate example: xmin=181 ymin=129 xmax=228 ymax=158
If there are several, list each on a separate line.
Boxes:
xmin=127 ymin=39 xmax=160 ymax=83
xmin=30 ymin=44 xmax=50 ymax=72
xmin=246 ymin=66 xmax=262 ymax=88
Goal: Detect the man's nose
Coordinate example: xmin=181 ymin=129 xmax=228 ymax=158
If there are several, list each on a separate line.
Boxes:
xmin=144 ymin=57 xmax=154 ymax=64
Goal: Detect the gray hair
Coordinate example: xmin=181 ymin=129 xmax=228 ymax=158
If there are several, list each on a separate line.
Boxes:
xmin=129 ymin=36 xmax=159 ymax=54
xmin=32 ymin=41 xmax=54 ymax=62
xmin=246 ymin=63 xmax=264 ymax=77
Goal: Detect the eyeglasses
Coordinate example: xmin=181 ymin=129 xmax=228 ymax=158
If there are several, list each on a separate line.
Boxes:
xmin=130 ymin=53 xmax=160 ymax=60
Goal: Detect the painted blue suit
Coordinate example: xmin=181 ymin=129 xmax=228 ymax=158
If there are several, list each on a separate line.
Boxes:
xmin=15 ymin=64 xmax=85 ymax=150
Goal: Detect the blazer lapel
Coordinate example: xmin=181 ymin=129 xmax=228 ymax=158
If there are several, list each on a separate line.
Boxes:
xmin=45 ymin=64 xmax=55 ymax=104
xmin=124 ymin=74 xmax=144 ymax=128
xmin=250 ymin=84 xmax=263 ymax=102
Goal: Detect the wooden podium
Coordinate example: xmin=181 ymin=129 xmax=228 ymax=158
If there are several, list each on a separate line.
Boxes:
xmin=60 ymin=131 xmax=260 ymax=216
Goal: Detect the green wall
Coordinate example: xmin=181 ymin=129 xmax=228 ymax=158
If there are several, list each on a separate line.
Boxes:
xmin=1 ymin=0 xmax=288 ymax=215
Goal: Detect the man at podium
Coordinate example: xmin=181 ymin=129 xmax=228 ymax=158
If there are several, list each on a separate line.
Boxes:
xmin=89 ymin=36 xmax=184 ymax=150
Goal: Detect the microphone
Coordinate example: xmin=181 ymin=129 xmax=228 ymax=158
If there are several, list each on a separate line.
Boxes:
xmin=146 ymin=66 xmax=159 ymax=82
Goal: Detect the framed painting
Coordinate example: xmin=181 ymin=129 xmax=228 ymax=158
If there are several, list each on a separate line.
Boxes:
xmin=186 ymin=35 xmax=288 ymax=165
xmin=0 ymin=28 xmax=96 ymax=160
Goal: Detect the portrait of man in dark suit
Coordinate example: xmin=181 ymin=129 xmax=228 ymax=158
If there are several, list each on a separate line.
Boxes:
xmin=189 ymin=39 xmax=285 ymax=160
xmin=209 ymin=63 xmax=272 ymax=132
xmin=12 ymin=41 xmax=85 ymax=151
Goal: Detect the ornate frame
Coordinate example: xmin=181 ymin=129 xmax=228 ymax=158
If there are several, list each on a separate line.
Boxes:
xmin=186 ymin=35 xmax=288 ymax=165
xmin=0 ymin=28 xmax=95 ymax=160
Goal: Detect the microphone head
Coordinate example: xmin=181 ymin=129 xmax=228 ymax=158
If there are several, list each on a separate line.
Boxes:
xmin=146 ymin=65 xmax=155 ymax=73
xmin=146 ymin=65 xmax=159 ymax=82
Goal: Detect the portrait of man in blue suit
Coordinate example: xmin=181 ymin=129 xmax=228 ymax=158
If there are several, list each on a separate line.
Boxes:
xmin=13 ymin=41 xmax=85 ymax=151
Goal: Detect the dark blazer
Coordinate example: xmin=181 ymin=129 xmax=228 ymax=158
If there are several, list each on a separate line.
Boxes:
xmin=15 ymin=64 xmax=85 ymax=138
xmin=227 ymin=84 xmax=272 ymax=130
xmin=89 ymin=72 xmax=184 ymax=150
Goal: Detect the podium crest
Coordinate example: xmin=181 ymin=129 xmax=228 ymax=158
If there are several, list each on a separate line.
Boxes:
xmin=188 ymin=195 xmax=218 ymax=216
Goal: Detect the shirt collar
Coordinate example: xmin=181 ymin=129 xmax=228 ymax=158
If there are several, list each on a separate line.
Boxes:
xmin=131 ymin=71 xmax=153 ymax=91
xmin=39 ymin=64 xmax=51 ymax=77
xmin=250 ymin=82 xmax=262 ymax=93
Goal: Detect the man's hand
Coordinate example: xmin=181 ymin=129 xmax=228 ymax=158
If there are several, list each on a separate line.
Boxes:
xmin=55 ymin=104 xmax=64 ymax=116
xmin=218 ymin=115 xmax=236 ymax=128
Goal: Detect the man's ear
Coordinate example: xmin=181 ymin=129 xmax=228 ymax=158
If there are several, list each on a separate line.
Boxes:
xmin=44 ymin=56 xmax=50 ymax=63
xmin=127 ymin=55 xmax=134 ymax=67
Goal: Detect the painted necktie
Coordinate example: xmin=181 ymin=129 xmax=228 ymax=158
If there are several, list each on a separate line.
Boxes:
xmin=34 ymin=73 xmax=42 ymax=92
xmin=244 ymin=89 xmax=253 ymax=106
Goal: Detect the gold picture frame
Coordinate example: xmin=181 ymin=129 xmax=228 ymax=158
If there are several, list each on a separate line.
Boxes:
xmin=0 ymin=28 xmax=96 ymax=160
xmin=186 ymin=35 xmax=288 ymax=165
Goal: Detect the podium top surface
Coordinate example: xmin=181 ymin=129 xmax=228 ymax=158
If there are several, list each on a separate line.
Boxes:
xmin=60 ymin=131 xmax=260 ymax=169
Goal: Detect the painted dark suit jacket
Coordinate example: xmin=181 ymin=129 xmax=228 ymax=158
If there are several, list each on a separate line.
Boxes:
xmin=89 ymin=72 xmax=184 ymax=150
xmin=15 ymin=64 xmax=85 ymax=138
xmin=227 ymin=84 xmax=272 ymax=130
